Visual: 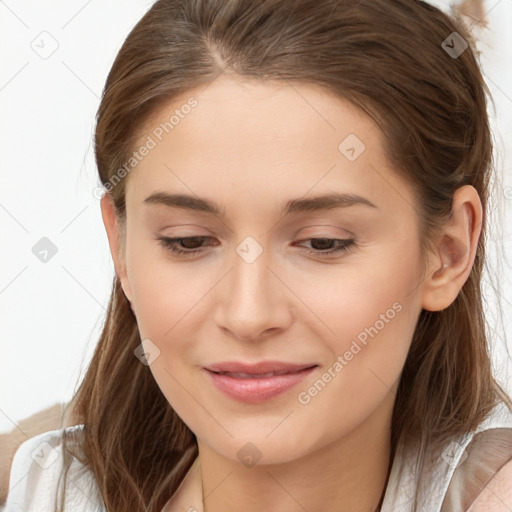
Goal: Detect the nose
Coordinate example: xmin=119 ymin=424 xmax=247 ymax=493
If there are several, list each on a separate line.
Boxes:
xmin=214 ymin=244 xmax=293 ymax=342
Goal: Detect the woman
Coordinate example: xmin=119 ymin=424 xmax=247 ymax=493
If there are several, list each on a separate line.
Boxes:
xmin=4 ymin=0 xmax=512 ymax=511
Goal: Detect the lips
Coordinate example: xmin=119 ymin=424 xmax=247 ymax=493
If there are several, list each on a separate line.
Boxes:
xmin=205 ymin=360 xmax=316 ymax=375
xmin=204 ymin=361 xmax=317 ymax=403
xmin=216 ymin=370 xmax=291 ymax=378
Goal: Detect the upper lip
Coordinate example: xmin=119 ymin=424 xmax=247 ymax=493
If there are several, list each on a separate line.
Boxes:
xmin=205 ymin=361 xmax=317 ymax=374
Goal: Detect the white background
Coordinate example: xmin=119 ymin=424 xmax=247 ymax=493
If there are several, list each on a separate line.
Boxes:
xmin=1 ymin=0 xmax=511 ymax=433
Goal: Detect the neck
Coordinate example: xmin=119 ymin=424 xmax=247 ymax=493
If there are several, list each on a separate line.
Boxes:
xmin=197 ymin=391 xmax=395 ymax=512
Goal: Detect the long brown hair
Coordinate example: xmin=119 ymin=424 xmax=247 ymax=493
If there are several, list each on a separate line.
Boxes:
xmin=60 ymin=0 xmax=511 ymax=510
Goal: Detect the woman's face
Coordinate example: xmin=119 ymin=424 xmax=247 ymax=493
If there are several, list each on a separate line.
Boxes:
xmin=112 ymin=75 xmax=429 ymax=465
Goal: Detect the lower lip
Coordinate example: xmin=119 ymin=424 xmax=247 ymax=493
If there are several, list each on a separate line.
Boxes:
xmin=204 ymin=366 xmax=316 ymax=404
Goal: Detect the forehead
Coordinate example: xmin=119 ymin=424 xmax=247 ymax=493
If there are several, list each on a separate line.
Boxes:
xmin=125 ymin=75 xmax=414 ymax=220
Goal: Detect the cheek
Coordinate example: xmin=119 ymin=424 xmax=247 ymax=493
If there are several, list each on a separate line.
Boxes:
xmin=127 ymin=255 xmax=212 ymax=434
xmin=127 ymin=241 xmax=210 ymax=341
xmin=288 ymin=288 xmax=420 ymax=454
xmin=291 ymin=239 xmax=422 ymax=352
xmin=291 ymin=241 xmax=422 ymax=398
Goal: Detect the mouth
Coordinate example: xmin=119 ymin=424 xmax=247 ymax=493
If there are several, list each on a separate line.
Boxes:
xmin=205 ymin=360 xmax=317 ymax=375
xmin=213 ymin=370 xmax=300 ymax=378
xmin=203 ymin=361 xmax=318 ymax=403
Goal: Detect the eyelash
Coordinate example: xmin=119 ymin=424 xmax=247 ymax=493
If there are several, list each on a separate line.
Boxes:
xmin=156 ymin=236 xmax=355 ymax=258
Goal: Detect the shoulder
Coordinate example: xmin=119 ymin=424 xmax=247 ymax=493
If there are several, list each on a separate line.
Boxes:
xmin=3 ymin=425 xmax=104 ymax=512
xmin=467 ymin=458 xmax=512 ymax=512
xmin=451 ymin=400 xmax=512 ymax=512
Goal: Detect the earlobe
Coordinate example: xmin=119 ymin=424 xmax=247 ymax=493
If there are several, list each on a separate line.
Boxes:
xmin=420 ymin=186 xmax=482 ymax=312
xmin=100 ymin=193 xmax=134 ymax=304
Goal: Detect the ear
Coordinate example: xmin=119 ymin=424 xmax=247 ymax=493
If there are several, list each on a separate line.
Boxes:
xmin=100 ymin=193 xmax=134 ymax=303
xmin=420 ymin=185 xmax=483 ymax=312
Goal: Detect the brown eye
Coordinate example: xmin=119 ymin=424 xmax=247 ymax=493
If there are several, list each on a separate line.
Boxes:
xmin=294 ymin=238 xmax=355 ymax=257
xmin=157 ymin=236 xmax=214 ymax=255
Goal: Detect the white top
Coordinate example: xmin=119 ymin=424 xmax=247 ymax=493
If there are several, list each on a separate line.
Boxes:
xmin=4 ymin=400 xmax=512 ymax=512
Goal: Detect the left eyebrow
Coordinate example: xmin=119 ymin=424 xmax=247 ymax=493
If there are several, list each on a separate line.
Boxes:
xmin=282 ymin=192 xmax=377 ymax=215
xmin=142 ymin=191 xmax=378 ymax=220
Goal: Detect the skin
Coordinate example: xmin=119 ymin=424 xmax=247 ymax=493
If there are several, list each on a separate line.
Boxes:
xmin=468 ymin=459 xmax=512 ymax=511
xmin=100 ymin=74 xmax=482 ymax=512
